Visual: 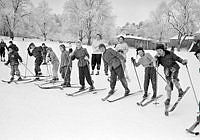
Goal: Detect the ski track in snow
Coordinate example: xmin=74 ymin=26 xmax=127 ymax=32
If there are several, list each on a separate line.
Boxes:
xmin=0 ymin=36 xmax=199 ymax=140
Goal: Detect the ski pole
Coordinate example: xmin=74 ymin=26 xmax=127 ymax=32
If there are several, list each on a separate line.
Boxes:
xmin=20 ymin=62 xmax=35 ymax=76
xmin=24 ymin=52 xmax=29 ymax=78
xmin=185 ymin=65 xmax=199 ymax=106
xmin=131 ymin=57 xmax=142 ymax=90
xmin=155 ymin=68 xmax=167 ymax=83
xmin=46 ymin=63 xmax=51 ymax=76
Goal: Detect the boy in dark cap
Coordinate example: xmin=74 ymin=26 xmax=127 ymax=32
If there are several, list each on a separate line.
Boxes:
xmin=27 ymin=43 xmax=43 ymax=78
xmin=8 ymin=41 xmax=18 ymax=52
xmin=132 ymin=47 xmax=157 ymax=99
xmin=154 ymin=43 xmax=188 ymax=116
xmin=5 ymin=46 xmax=23 ymax=82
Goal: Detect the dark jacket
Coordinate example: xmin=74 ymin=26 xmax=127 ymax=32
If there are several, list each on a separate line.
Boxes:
xmin=42 ymin=46 xmax=48 ymax=55
xmin=8 ymin=44 xmax=18 ymax=52
xmin=0 ymin=42 xmax=7 ymax=51
xmin=5 ymin=51 xmax=22 ymax=66
xmin=156 ymin=50 xmax=184 ymax=70
xmin=103 ymin=48 xmax=125 ymax=69
xmin=28 ymin=46 xmax=43 ymax=59
xmin=71 ymin=47 xmax=89 ymax=67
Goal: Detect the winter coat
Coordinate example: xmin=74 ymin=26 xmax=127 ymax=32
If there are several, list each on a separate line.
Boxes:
xmin=156 ymin=50 xmax=184 ymax=70
xmin=60 ymin=50 xmax=72 ymax=68
xmin=46 ymin=51 xmax=59 ymax=65
xmin=28 ymin=46 xmax=43 ymax=59
xmin=115 ymin=42 xmax=129 ymax=58
xmin=0 ymin=42 xmax=7 ymax=52
xmin=92 ymin=39 xmax=104 ymax=54
xmin=102 ymin=48 xmax=125 ymax=69
xmin=71 ymin=47 xmax=89 ymax=67
xmin=5 ymin=51 xmax=22 ymax=66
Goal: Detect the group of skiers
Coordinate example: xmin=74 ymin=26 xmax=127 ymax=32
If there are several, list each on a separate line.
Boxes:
xmin=1 ymin=34 xmax=200 ymax=116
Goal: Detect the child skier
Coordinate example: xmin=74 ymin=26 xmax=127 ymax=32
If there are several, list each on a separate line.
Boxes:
xmin=154 ymin=44 xmax=187 ymax=115
xmin=91 ymin=34 xmax=104 ymax=75
xmin=99 ymin=43 xmax=130 ymax=96
xmin=27 ymin=43 xmax=43 ymax=78
xmin=71 ymin=40 xmax=94 ymax=91
xmin=4 ymin=46 xmax=23 ymax=81
xmin=46 ymin=47 xmax=60 ymax=82
xmin=132 ymin=47 xmax=157 ymax=99
xmin=59 ymin=44 xmax=72 ymax=87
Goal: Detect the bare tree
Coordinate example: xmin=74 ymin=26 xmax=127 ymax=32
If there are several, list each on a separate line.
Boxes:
xmin=0 ymin=0 xmax=31 ymax=39
xmin=166 ymin=0 xmax=196 ymax=51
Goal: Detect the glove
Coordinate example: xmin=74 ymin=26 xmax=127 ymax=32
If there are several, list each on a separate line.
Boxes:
xmin=84 ymin=56 xmax=89 ymax=61
xmin=131 ymin=57 xmax=136 ymax=65
xmin=182 ymin=59 xmax=188 ymax=65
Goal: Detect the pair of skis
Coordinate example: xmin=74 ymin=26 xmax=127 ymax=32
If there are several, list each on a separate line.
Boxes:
xmin=101 ymin=90 xmax=143 ymax=102
xmin=66 ymin=88 xmax=107 ymax=97
xmin=165 ymin=86 xmax=190 ymax=116
xmin=137 ymin=94 xmax=163 ymax=107
xmin=35 ymin=83 xmax=80 ymax=90
xmin=2 ymin=78 xmax=32 ymax=84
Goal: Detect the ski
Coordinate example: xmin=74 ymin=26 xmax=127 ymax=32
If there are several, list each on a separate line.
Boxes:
xmin=2 ymin=78 xmax=31 ymax=84
xmin=19 ymin=78 xmax=45 ymax=84
xmin=107 ymin=90 xmax=142 ymax=103
xmin=140 ymin=94 xmax=163 ymax=107
xmin=186 ymin=128 xmax=199 ymax=135
xmin=71 ymin=88 xmax=107 ymax=97
xmin=35 ymin=83 xmax=81 ymax=90
xmin=101 ymin=94 xmax=113 ymax=101
xmin=169 ymin=86 xmax=190 ymax=112
xmin=137 ymin=97 xmax=148 ymax=106
xmin=66 ymin=88 xmax=89 ymax=96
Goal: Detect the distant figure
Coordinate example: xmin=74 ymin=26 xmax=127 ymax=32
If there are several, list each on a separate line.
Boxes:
xmin=0 ymin=39 xmax=7 ymax=61
xmin=42 ymin=43 xmax=48 ymax=65
xmin=10 ymin=32 xmax=14 ymax=40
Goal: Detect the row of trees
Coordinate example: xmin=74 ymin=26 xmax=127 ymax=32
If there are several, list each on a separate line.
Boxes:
xmin=118 ymin=0 xmax=200 ymax=50
xmin=0 ymin=0 xmax=115 ymax=45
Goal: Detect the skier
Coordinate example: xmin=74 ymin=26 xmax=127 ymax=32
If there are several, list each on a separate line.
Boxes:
xmin=27 ymin=43 xmax=43 ymax=78
xmin=59 ymin=44 xmax=72 ymax=87
xmin=91 ymin=34 xmax=104 ymax=75
xmin=71 ymin=40 xmax=95 ymax=91
xmin=42 ymin=43 xmax=48 ymax=65
xmin=115 ymin=36 xmax=130 ymax=81
xmin=154 ymin=44 xmax=188 ymax=115
xmin=4 ymin=45 xmax=23 ymax=81
xmin=0 ymin=39 xmax=7 ymax=62
xmin=99 ymin=43 xmax=130 ymax=96
xmin=46 ymin=47 xmax=60 ymax=82
xmin=132 ymin=47 xmax=157 ymax=99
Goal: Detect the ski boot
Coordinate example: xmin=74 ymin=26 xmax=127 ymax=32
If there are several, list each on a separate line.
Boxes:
xmin=108 ymin=89 xmax=115 ymax=95
xmin=89 ymin=85 xmax=95 ymax=91
xmin=143 ymin=93 xmax=148 ymax=99
xmin=151 ymin=94 xmax=157 ymax=100
xmin=124 ymin=89 xmax=130 ymax=96
xmin=79 ymin=85 xmax=85 ymax=91
xmin=17 ymin=77 xmax=23 ymax=81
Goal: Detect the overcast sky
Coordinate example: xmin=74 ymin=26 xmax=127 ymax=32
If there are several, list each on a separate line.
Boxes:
xmin=32 ymin=0 xmax=166 ymax=26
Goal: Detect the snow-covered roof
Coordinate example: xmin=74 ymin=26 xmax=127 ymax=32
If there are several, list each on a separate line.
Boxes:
xmin=170 ymin=35 xmax=194 ymax=40
xmin=117 ymin=34 xmax=152 ymax=41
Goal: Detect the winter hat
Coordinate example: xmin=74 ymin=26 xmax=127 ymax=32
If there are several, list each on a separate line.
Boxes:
xmin=9 ymin=41 xmax=13 ymax=44
xmin=118 ymin=36 xmax=125 ymax=40
xmin=42 ymin=43 xmax=45 ymax=46
xmin=156 ymin=44 xmax=165 ymax=50
xmin=29 ymin=42 xmax=35 ymax=48
xmin=99 ymin=43 xmax=106 ymax=49
xmin=69 ymin=48 xmax=73 ymax=53
xmin=59 ymin=44 xmax=66 ymax=50
xmin=136 ymin=47 xmax=144 ymax=55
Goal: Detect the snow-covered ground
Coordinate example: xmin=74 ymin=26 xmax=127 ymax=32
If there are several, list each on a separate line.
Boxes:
xmin=0 ymin=36 xmax=200 ymax=140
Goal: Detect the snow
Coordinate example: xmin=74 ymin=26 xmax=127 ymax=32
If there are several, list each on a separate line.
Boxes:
xmin=0 ymin=36 xmax=200 ymax=140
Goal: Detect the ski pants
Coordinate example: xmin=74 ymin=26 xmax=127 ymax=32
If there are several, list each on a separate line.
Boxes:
xmin=79 ymin=65 xmax=93 ymax=86
xmin=164 ymin=67 xmax=181 ymax=100
xmin=10 ymin=64 xmax=20 ymax=77
xmin=34 ymin=57 xmax=43 ymax=75
xmin=61 ymin=66 xmax=72 ymax=84
xmin=91 ymin=54 xmax=102 ymax=70
xmin=144 ymin=67 xmax=157 ymax=95
xmin=52 ymin=61 xmax=59 ymax=79
xmin=110 ymin=65 xmax=129 ymax=91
